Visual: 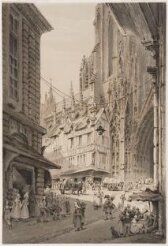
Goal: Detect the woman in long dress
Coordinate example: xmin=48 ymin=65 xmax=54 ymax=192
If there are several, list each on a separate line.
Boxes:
xmin=29 ymin=188 xmax=36 ymax=217
xmin=11 ymin=193 xmax=22 ymax=221
xmin=73 ymin=200 xmax=82 ymax=231
xmin=20 ymin=192 xmax=29 ymax=219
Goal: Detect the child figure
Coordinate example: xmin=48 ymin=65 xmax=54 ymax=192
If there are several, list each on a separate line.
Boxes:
xmin=4 ymin=200 xmax=12 ymax=230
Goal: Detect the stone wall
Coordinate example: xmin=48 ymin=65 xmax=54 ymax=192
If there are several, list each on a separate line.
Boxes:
xmin=3 ymin=4 xmax=44 ymax=153
xmin=92 ymin=4 xmax=156 ymax=180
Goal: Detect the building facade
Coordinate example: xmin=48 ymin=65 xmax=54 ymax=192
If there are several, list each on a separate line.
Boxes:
xmin=41 ymin=2 xmax=166 ymax=233
xmin=81 ymin=4 xmax=157 ymax=183
xmin=89 ymin=2 xmax=165 ymax=234
xmin=41 ymin=3 xmax=165 ymax=188
xmin=42 ymin=85 xmax=110 ymax=181
xmin=3 ymin=3 xmax=60 ymax=203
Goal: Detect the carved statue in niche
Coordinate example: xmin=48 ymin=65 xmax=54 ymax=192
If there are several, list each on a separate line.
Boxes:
xmin=110 ymin=102 xmax=120 ymax=143
xmin=118 ymin=40 xmax=124 ymax=75
xmin=125 ymin=103 xmax=132 ymax=146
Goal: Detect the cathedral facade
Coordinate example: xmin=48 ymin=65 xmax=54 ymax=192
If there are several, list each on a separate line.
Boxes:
xmin=41 ymin=2 xmax=165 ymax=189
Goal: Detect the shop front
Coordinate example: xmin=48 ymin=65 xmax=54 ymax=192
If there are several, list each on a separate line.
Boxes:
xmin=3 ymin=135 xmax=60 ymax=206
xmin=61 ymin=166 xmax=110 ymax=183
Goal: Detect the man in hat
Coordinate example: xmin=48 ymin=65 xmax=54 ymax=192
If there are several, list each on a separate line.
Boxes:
xmin=109 ymin=196 xmax=116 ymax=220
xmin=73 ymin=199 xmax=82 ymax=231
xmin=103 ymin=195 xmax=111 ymax=220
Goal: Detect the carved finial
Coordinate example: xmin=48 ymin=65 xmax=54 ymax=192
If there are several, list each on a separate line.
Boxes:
xmin=63 ymin=97 xmax=66 ymax=110
xmin=70 ymin=81 xmax=75 ymax=109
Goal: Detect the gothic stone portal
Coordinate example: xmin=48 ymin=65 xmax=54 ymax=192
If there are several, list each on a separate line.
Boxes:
xmin=131 ymin=108 xmax=154 ymax=181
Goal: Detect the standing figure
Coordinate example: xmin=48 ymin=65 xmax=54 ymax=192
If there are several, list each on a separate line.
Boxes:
xmin=73 ymin=199 xmax=82 ymax=231
xmin=20 ymin=191 xmax=29 ymax=220
xmin=38 ymin=196 xmax=48 ymax=222
xmin=80 ymin=201 xmax=86 ymax=230
xmin=29 ymin=187 xmax=36 ymax=217
xmin=55 ymin=197 xmax=62 ymax=220
xmin=103 ymin=196 xmax=111 ymax=220
xmin=64 ymin=197 xmax=71 ymax=215
xmin=11 ymin=193 xmax=21 ymax=221
xmin=109 ymin=197 xmax=116 ymax=219
xmin=122 ymin=205 xmax=133 ymax=236
xmin=98 ymin=189 xmax=104 ymax=207
xmin=120 ymin=193 xmax=126 ymax=209
xmin=93 ymin=192 xmax=99 ymax=209
xmin=4 ymin=200 xmax=12 ymax=229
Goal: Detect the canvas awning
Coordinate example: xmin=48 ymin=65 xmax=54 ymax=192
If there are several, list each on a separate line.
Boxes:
xmin=129 ymin=191 xmax=163 ymax=202
xmin=61 ymin=166 xmax=110 ymax=177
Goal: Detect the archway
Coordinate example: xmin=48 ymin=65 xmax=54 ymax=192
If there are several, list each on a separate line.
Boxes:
xmin=134 ymin=108 xmax=154 ymax=181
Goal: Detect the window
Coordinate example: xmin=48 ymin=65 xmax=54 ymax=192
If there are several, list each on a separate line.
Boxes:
xmin=9 ymin=14 xmax=19 ymax=101
xmin=70 ymin=138 xmax=74 ymax=148
xmin=79 ymin=135 xmax=82 ymax=146
xmin=102 ymin=153 xmax=106 ymax=165
xmin=83 ymin=154 xmax=85 ymax=165
xmin=108 ymin=17 xmax=113 ymax=77
xmin=87 ymin=133 xmax=92 ymax=144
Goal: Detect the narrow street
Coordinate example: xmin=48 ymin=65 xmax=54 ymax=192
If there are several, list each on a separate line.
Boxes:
xmin=3 ymin=196 xmax=104 ymax=244
xmin=45 ymin=219 xmax=165 ymax=244
xmin=2 ymin=2 xmax=166 ymax=244
xmin=3 ymin=194 xmax=165 ymax=244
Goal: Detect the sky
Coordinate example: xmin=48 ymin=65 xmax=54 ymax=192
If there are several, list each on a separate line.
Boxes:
xmin=36 ymin=3 xmax=97 ymax=103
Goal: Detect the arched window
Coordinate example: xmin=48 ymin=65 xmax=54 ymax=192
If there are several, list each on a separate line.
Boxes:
xmin=108 ymin=17 xmax=113 ymax=77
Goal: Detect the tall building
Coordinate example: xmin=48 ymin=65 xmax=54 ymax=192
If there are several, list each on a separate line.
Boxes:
xmin=41 ymin=3 xmax=166 ymax=234
xmin=41 ymin=84 xmax=110 ymax=181
xmin=89 ymin=2 xmax=165 ymax=235
xmin=2 ymin=3 xmax=60 ymax=203
xmin=41 ymin=3 xmax=165 ymax=186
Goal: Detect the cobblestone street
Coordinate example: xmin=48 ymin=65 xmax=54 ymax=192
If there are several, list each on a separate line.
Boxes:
xmin=2 ymin=1 xmax=166 ymax=244
xmin=3 ymin=194 xmax=165 ymax=244
xmin=3 ymin=196 xmax=104 ymax=243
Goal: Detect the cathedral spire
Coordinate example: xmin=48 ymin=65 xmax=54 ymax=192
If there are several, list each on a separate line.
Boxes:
xmin=63 ymin=97 xmax=66 ymax=112
xmin=70 ymin=81 xmax=75 ymax=110
xmin=53 ymin=102 xmax=57 ymax=125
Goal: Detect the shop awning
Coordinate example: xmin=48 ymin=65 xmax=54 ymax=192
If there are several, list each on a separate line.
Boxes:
xmin=3 ymin=135 xmax=61 ymax=170
xmin=61 ymin=166 xmax=110 ymax=177
xmin=129 ymin=191 xmax=163 ymax=202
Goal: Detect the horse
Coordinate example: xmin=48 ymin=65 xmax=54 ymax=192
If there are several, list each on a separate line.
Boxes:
xmin=71 ymin=181 xmax=83 ymax=195
xmin=60 ymin=180 xmax=83 ymax=195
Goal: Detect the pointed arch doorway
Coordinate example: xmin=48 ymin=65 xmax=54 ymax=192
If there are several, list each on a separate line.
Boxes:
xmin=135 ymin=108 xmax=154 ymax=180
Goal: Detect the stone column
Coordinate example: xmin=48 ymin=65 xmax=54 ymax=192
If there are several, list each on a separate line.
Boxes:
xmin=120 ymin=114 xmax=125 ymax=182
xmin=153 ymin=83 xmax=158 ymax=188
xmin=36 ymin=168 xmax=45 ymax=200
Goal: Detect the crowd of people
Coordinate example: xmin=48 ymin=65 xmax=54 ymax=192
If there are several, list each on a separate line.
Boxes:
xmin=4 ymin=186 xmax=72 ymax=229
xmin=102 ymin=193 xmax=157 ymax=238
xmin=4 ymin=180 xmax=157 ymax=239
xmin=113 ymin=203 xmax=157 ymax=237
xmin=124 ymin=178 xmax=154 ymax=191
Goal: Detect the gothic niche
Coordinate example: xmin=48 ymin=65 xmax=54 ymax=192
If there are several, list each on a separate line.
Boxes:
xmin=124 ymin=97 xmax=133 ymax=180
xmin=110 ymin=102 xmax=120 ymax=177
